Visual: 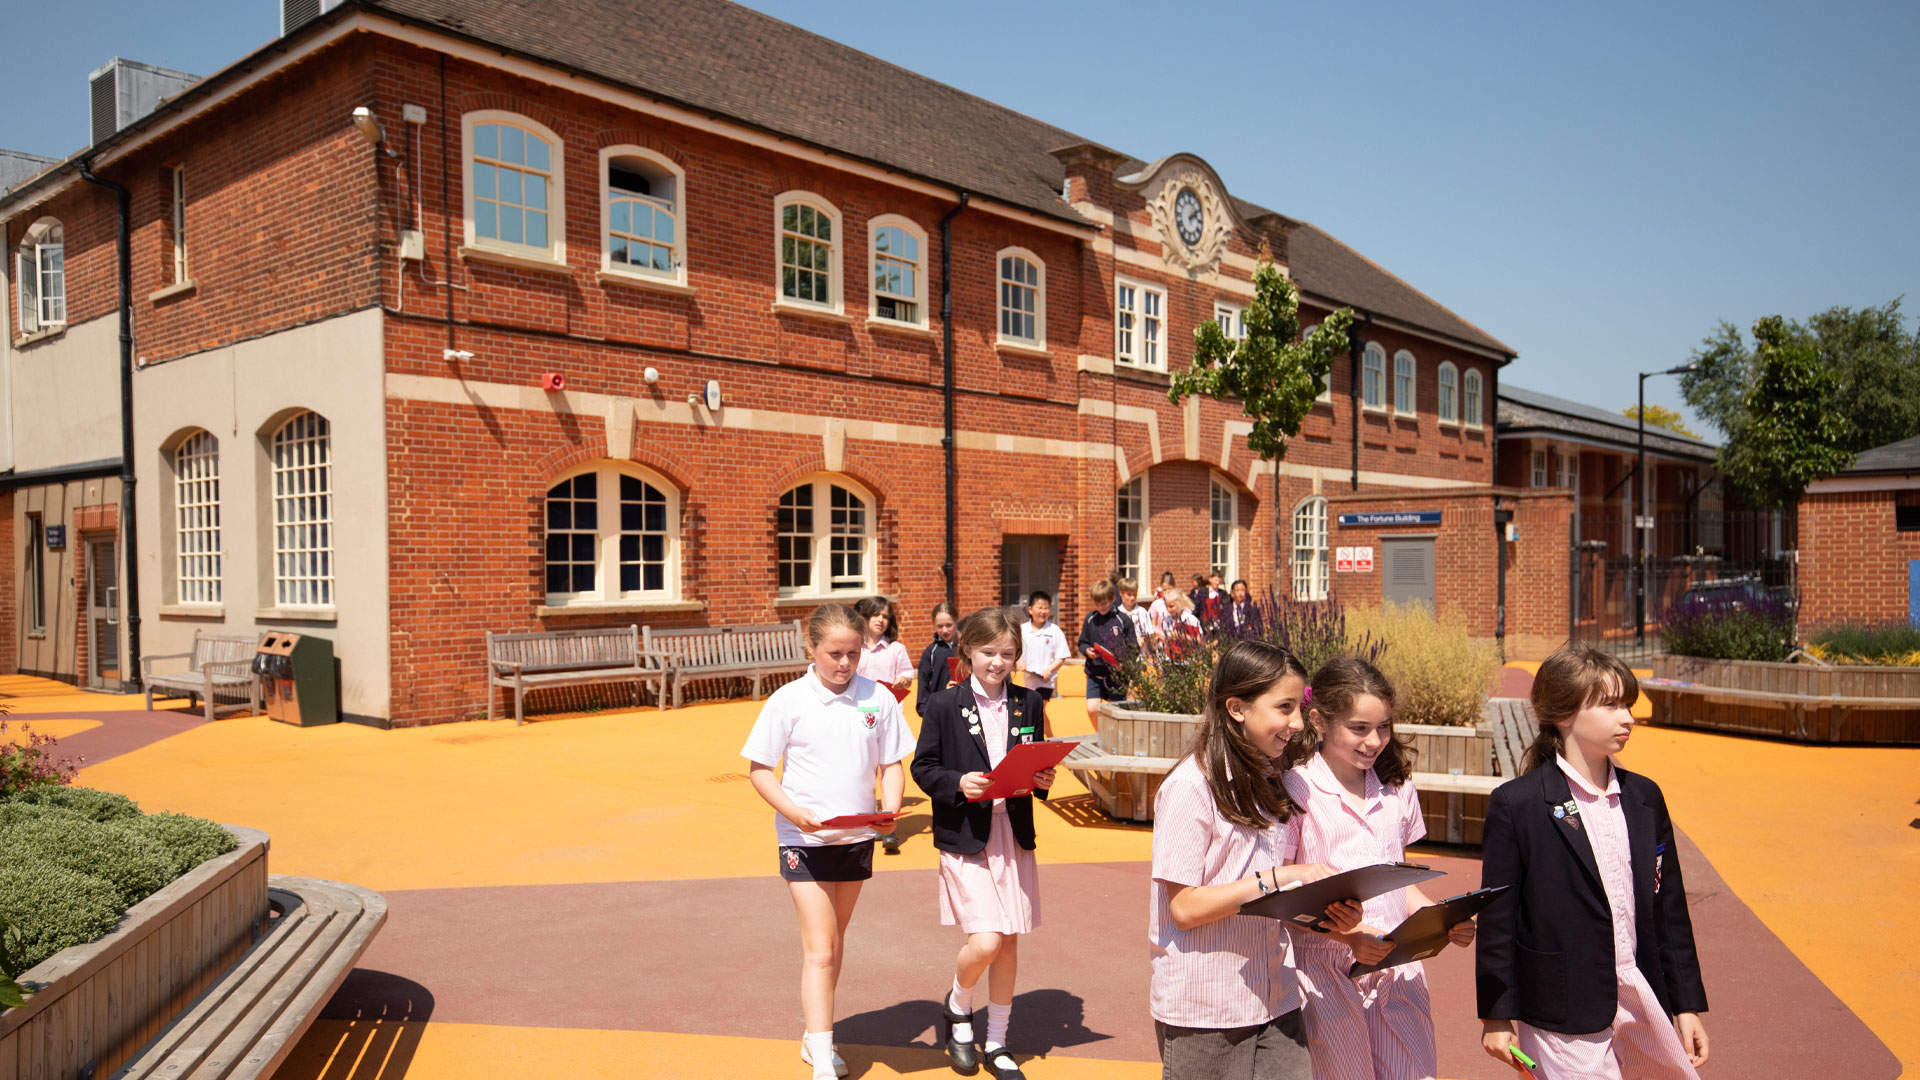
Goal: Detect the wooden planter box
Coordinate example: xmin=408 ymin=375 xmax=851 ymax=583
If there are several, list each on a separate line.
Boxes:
xmin=0 ymin=826 xmax=270 ymax=1080
xmin=1071 ymin=703 xmax=1203 ymax=822
xmin=1648 ymin=656 xmax=1920 ymax=744
xmin=1401 ymin=723 xmax=1498 ymax=846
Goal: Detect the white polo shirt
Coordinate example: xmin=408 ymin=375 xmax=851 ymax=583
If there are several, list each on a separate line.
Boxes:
xmin=740 ymin=665 xmax=915 ymax=847
xmin=1020 ymin=620 xmax=1069 ymax=690
xmin=1122 ymin=601 xmax=1155 ymax=644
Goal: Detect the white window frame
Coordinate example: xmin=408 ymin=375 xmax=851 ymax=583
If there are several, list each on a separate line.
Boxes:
xmin=1213 ymin=302 xmax=1245 ymax=341
xmin=1393 ymin=350 xmax=1417 ymax=417
xmin=543 ymin=462 xmax=681 ymax=606
xmin=1116 ymin=474 xmax=1147 ymax=586
xmin=1362 ymin=342 xmax=1387 ymax=411
xmin=773 ymin=191 xmax=842 ymax=315
xmin=269 ymin=411 xmax=334 ymax=609
xmin=866 ymin=214 xmax=927 ymax=330
xmin=462 ymin=111 xmax=566 ymax=263
xmin=776 ymin=474 xmax=875 ymax=598
xmin=1209 ymin=474 xmax=1238 ymax=581
xmin=1292 ymin=496 xmax=1329 ymax=602
xmin=996 ymin=246 xmax=1045 ymax=349
xmin=1558 ymin=451 xmax=1579 ymax=491
xmin=598 ymin=146 xmax=685 ymax=287
xmin=15 ymin=218 xmax=65 ymax=334
xmin=1463 ymin=368 xmax=1484 ymax=428
xmin=174 ymin=430 xmax=222 ymax=605
xmin=171 ymin=165 xmax=189 ymax=284
xmin=1116 ymin=276 xmax=1167 ymax=370
xmin=1437 ymin=361 xmax=1459 ymax=424
xmin=1531 ymin=449 xmax=1549 ymax=488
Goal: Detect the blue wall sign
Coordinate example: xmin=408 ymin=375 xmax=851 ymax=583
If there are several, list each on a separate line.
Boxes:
xmin=44 ymin=524 xmax=67 ymax=549
xmin=1337 ymin=511 xmax=1442 ymax=528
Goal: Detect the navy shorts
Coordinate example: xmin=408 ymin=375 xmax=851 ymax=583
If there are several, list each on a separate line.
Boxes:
xmin=1086 ymin=676 xmax=1121 ymax=701
xmin=779 ymin=841 xmax=874 ymax=882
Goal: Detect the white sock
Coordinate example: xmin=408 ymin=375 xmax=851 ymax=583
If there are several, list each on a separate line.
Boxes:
xmin=984 ymin=999 xmax=1012 ymax=1053
xmin=804 ymin=1031 xmax=836 ymax=1079
xmin=947 ymin=982 xmax=975 ymax=1043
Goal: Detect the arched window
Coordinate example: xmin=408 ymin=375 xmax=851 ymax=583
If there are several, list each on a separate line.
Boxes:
xmin=600 ymin=146 xmax=683 ymax=284
xmin=464 ymin=112 xmax=564 ymax=260
xmin=1116 ymin=475 xmax=1146 ymax=584
xmin=270 ymin=412 xmax=333 ymax=608
xmin=1209 ymin=475 xmax=1238 ymax=580
xmin=1463 ymin=368 xmax=1484 ymax=428
xmin=15 ymin=218 xmax=65 ymax=333
xmin=1437 ymin=362 xmax=1459 ymax=423
xmin=777 ymin=476 xmax=873 ymax=596
xmin=774 ymin=192 xmax=841 ymax=313
xmin=1362 ymin=342 xmax=1386 ymax=410
xmin=869 ymin=215 xmax=927 ymax=329
xmin=543 ymin=463 xmax=678 ymax=603
xmin=997 ymin=247 xmax=1045 ymax=348
xmin=1292 ymin=497 xmax=1329 ymax=601
xmin=174 ymin=431 xmax=222 ymax=605
xmin=1393 ymin=350 xmax=1417 ymax=417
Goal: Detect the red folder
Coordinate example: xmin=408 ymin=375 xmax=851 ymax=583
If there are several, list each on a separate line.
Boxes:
xmin=887 ymin=682 xmax=911 ymax=703
xmin=819 ymin=813 xmax=900 ymax=829
xmin=967 ymin=740 xmax=1077 ymax=801
xmin=1084 ymin=644 xmax=1118 ymax=666
xmin=947 ymin=656 xmax=963 ymax=681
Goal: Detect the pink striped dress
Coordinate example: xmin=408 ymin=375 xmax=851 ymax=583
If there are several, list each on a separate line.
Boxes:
xmin=936 ymin=680 xmax=1040 ymax=934
xmin=1282 ymin=752 xmax=1437 ymax=1080
xmin=1515 ymin=758 xmax=1700 ymax=1080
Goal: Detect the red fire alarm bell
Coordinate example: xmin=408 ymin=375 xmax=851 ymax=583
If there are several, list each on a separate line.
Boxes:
xmin=541 ymin=372 xmax=567 ymax=391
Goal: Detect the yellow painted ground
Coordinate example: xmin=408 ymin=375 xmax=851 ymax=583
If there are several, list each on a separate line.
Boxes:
xmin=0 ymin=717 xmax=100 ymax=739
xmin=1500 ymin=660 xmax=1653 ymax=719
xmin=0 ymin=674 xmax=190 ymax=712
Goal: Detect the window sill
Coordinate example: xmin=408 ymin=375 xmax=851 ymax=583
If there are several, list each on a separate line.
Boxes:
xmin=597 ymin=270 xmax=696 ymax=297
xmin=1392 ymin=412 xmax=1418 ymax=424
xmin=995 ymin=339 xmax=1051 ymax=360
xmin=1437 ymin=418 xmax=1460 ymax=428
xmin=868 ymin=317 xmax=935 ymax=339
xmin=536 ymin=599 xmax=706 ymax=617
xmin=1114 ymin=363 xmax=1171 ymax=387
xmin=773 ymin=591 xmax=891 ymax=607
xmin=1362 ymin=405 xmax=1391 ymax=416
xmin=771 ymin=300 xmax=852 ymax=325
xmin=158 ymin=603 xmax=225 ymax=619
xmin=149 ymin=280 xmax=197 ymax=304
xmin=458 ymin=244 xmax=572 ymax=276
xmin=26 ymin=630 xmax=46 ymax=640
xmin=12 ymin=325 xmax=65 ymax=348
xmin=254 ymin=605 xmax=338 ymax=623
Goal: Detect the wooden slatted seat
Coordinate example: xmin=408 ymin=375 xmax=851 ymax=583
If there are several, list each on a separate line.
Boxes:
xmin=1483 ymin=696 xmax=1540 ymax=779
xmin=142 ymin=631 xmax=261 ymax=722
xmin=643 ymin=621 xmax=808 ymax=708
xmin=110 ymin=876 xmax=386 ymax=1080
xmin=485 ymin=625 xmax=669 ymax=725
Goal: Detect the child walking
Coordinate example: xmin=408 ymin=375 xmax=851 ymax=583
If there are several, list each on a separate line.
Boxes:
xmin=1077 ymin=579 xmax=1138 ymax=730
xmin=1150 ymin=639 xmax=1363 ymax=1080
xmin=854 ymin=595 xmax=915 ymax=700
xmin=911 ymin=606 xmax=1056 ymax=1080
xmin=741 ymin=603 xmax=916 ymax=1080
xmin=1017 ymin=592 xmax=1068 ymax=732
xmin=1285 ymin=657 xmax=1475 ymax=1080
xmin=1478 ymin=646 xmax=1710 ymax=1079
xmin=917 ymin=601 xmax=961 ymax=717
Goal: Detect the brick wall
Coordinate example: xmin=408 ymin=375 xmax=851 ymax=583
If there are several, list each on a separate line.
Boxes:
xmin=1797 ymin=488 xmax=1920 ymax=634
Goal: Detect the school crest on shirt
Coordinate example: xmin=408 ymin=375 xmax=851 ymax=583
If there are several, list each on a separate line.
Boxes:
xmin=784 ymin=848 xmax=800 ymax=871
xmin=858 ymin=705 xmax=879 ymax=729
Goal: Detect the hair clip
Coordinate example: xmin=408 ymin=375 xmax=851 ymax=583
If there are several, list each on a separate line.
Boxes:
xmin=1302 ymin=686 xmax=1313 ymax=704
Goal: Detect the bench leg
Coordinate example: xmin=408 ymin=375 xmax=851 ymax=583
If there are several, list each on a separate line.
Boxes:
xmin=145 ymin=685 xmax=154 ymax=711
xmin=672 ymin=675 xmax=683 ymax=710
xmin=515 ymin=681 xmax=526 ymax=727
xmin=488 ymin=683 xmax=496 ymax=724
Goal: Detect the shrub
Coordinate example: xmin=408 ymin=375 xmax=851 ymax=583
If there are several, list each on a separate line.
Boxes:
xmin=1661 ymin=594 xmax=1793 ymax=662
xmin=0 ymin=815 xmax=177 ymax=909
xmin=121 ymin=813 xmax=238 ymax=875
xmin=1344 ymin=601 xmax=1502 ymax=727
xmin=0 ymin=800 xmax=80 ymax=830
xmin=1805 ymin=622 xmax=1920 ymax=666
xmin=0 ymin=721 xmax=80 ymax=798
xmin=1247 ymin=588 xmax=1386 ymax=679
xmin=8 ymin=784 xmax=140 ymax=822
xmin=0 ymin=859 xmax=123 ymax=973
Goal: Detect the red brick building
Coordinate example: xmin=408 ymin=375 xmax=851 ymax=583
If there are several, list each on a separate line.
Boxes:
xmin=3 ymin=0 xmax=1550 ymax=724
xmin=1797 ymin=435 xmax=1920 ymax=635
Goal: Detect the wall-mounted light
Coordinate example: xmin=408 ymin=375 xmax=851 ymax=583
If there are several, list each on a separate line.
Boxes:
xmin=643 ymin=367 xmax=660 ymax=384
xmin=443 ymin=348 xmax=474 ymax=362
xmin=352 ymin=106 xmax=399 ymax=158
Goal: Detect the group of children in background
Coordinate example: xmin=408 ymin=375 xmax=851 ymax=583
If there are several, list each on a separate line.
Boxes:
xmin=743 ymin=591 xmax=1711 ymax=1080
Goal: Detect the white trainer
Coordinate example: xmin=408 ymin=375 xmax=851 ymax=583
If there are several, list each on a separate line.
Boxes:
xmin=799 ymin=1036 xmax=848 ymax=1078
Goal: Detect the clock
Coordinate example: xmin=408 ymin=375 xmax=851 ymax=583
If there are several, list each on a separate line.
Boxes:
xmin=704 ymin=379 xmax=723 ymax=411
xmin=1174 ymin=187 xmax=1204 ymax=247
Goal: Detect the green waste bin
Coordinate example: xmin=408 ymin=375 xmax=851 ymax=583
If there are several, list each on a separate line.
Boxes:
xmin=252 ymin=631 xmax=338 ymax=726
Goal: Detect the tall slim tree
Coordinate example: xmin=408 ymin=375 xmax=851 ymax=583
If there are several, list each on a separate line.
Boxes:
xmin=1720 ymin=316 xmax=1856 ymax=508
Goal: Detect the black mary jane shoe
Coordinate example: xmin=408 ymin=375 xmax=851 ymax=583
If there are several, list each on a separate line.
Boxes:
xmin=981 ymin=1047 xmax=1026 ymax=1080
xmin=941 ymin=995 xmax=979 ymax=1075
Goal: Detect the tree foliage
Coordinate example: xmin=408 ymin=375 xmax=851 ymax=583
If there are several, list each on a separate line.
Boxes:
xmin=1622 ymin=404 xmax=1702 ymax=438
xmin=1170 ymin=256 xmax=1354 ymax=461
xmin=1720 ymin=317 xmax=1856 ymax=508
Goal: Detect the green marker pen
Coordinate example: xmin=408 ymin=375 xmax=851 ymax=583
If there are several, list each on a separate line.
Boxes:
xmin=1510 ymin=1046 xmax=1541 ymax=1079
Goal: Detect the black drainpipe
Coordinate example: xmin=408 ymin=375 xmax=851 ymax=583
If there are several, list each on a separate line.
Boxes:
xmin=80 ymin=160 xmax=142 ymax=692
xmin=938 ymin=192 xmax=970 ymax=610
xmin=1347 ymin=314 xmax=1369 ymax=491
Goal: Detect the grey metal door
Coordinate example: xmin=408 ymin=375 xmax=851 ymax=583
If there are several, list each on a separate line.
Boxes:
xmin=87 ymin=537 xmax=122 ymax=690
xmin=1381 ymin=536 xmax=1435 ymax=612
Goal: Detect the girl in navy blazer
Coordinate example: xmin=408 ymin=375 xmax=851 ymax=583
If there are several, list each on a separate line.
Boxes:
xmin=1477 ymin=647 xmax=1710 ymax=1078
xmin=911 ymin=606 xmax=1053 ymax=1080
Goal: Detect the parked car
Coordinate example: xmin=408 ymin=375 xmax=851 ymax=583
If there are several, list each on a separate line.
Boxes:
xmin=1679 ymin=576 xmax=1797 ymax=616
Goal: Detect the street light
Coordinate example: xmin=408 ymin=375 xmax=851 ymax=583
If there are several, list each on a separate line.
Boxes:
xmin=1636 ymin=362 xmax=1699 ymax=645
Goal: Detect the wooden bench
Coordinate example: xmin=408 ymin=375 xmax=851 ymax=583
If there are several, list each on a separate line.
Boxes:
xmin=485 ymin=625 xmax=670 ymax=725
xmin=643 ymin=621 xmax=809 ymax=709
xmin=1403 ymin=721 xmax=1505 ymax=844
xmin=110 ymin=875 xmax=386 ymax=1080
xmin=1483 ymin=696 xmax=1541 ymax=780
xmin=142 ymin=631 xmax=261 ymax=722
xmin=1059 ymin=735 xmax=1171 ymax=822
xmin=1640 ymin=675 xmax=1917 ymax=742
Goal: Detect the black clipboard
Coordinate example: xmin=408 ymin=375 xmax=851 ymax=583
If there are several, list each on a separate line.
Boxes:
xmin=1238 ymin=862 xmax=1444 ymax=932
xmin=1346 ymin=885 xmax=1509 ymax=976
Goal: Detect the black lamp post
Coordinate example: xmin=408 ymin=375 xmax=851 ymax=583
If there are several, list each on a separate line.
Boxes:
xmin=1635 ymin=363 xmax=1698 ymax=645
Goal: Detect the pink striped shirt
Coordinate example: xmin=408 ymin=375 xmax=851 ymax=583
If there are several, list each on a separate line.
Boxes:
xmin=1149 ymin=756 xmax=1302 ymax=1028
xmin=857 ymin=639 xmax=913 ymax=685
xmin=1556 ymin=755 xmax=1638 ymax=967
xmin=1281 ymin=752 xmax=1426 ymax=940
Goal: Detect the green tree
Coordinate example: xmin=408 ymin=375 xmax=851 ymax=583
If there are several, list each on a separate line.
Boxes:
xmin=1622 ymin=404 xmax=1702 ymax=438
xmin=1170 ymin=256 xmax=1353 ymax=462
xmin=1720 ymin=316 xmax=1855 ymax=508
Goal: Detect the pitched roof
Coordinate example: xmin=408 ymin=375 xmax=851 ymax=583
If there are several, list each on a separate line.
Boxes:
xmin=1498 ymin=383 xmax=1719 ymax=462
xmin=1285 ymin=222 xmax=1515 ymax=357
xmin=0 ymin=149 xmax=57 ymax=195
xmin=1840 ymin=433 xmax=1920 ymax=476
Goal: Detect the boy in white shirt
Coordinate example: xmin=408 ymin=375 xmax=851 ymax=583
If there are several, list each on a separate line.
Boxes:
xmin=1117 ymin=576 xmax=1158 ymax=654
xmin=1018 ymin=590 xmax=1068 ymax=736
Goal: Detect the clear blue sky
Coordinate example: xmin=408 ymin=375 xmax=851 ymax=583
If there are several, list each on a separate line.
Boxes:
xmin=6 ymin=0 xmax=1914 ymax=435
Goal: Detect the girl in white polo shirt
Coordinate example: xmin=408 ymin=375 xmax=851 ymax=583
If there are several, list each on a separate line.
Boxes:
xmin=1150 ymin=640 xmax=1360 ymax=1080
xmin=742 ymin=602 xmax=915 ymax=1080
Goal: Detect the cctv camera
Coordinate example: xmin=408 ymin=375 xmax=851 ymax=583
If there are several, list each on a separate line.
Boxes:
xmin=352 ymin=106 xmax=385 ymax=146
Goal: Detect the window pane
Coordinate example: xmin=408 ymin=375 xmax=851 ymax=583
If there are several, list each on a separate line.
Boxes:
xmin=475 ymin=124 xmax=498 ymax=160
xmin=527 ymin=134 xmax=550 ymax=172
xmin=473 ymin=162 xmax=496 ymax=200
xmin=500 ymin=125 xmax=524 ymax=165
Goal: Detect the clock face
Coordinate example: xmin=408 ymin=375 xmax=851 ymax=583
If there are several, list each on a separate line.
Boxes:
xmin=1174 ymin=187 xmax=1204 ymax=246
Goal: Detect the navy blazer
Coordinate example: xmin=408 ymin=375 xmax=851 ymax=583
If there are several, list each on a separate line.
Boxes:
xmin=915 ymin=637 xmax=958 ymax=717
xmin=1476 ymin=762 xmax=1709 ymax=1035
xmin=910 ymin=681 xmax=1050 ymax=855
